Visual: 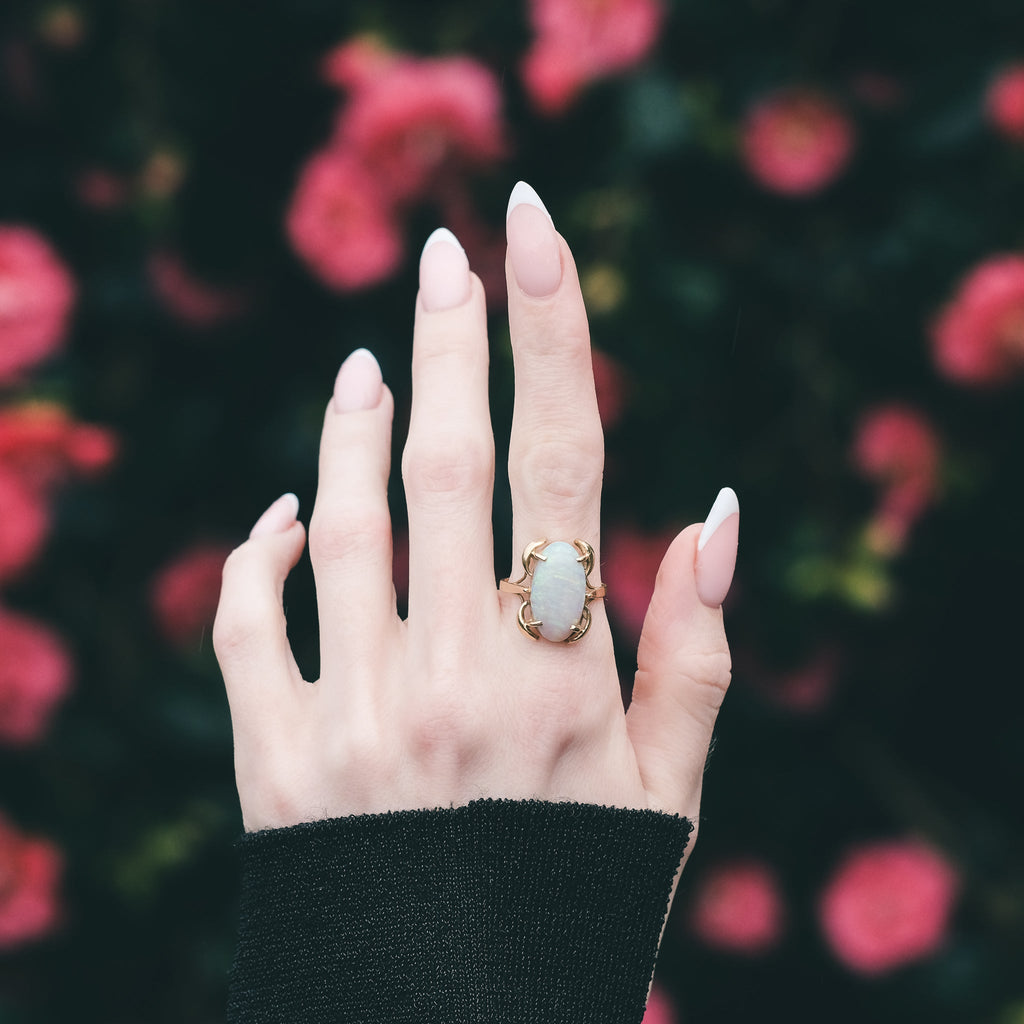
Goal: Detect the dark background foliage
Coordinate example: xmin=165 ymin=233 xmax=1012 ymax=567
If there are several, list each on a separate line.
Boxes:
xmin=1 ymin=0 xmax=1023 ymax=1021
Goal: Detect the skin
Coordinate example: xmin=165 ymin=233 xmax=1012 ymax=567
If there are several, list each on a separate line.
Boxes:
xmin=212 ymin=206 xmax=734 ymax=905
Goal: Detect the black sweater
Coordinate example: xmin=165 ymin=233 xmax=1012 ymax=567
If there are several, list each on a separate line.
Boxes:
xmin=228 ymin=798 xmax=692 ymax=1023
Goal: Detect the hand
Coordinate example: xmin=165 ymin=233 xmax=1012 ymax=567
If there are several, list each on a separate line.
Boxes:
xmin=213 ymin=183 xmax=738 ymax=878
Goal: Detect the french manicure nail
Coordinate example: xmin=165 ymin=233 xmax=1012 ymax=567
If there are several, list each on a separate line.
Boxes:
xmin=695 ymin=487 xmax=740 ymax=608
xmin=333 ymin=348 xmax=383 ymax=413
xmin=506 ymin=180 xmax=562 ymax=298
xmin=419 ymin=227 xmax=472 ymax=312
xmin=249 ymin=492 xmax=300 ymax=539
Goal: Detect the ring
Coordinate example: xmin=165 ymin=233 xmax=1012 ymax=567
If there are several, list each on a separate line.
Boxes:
xmin=499 ymin=539 xmax=606 ymax=643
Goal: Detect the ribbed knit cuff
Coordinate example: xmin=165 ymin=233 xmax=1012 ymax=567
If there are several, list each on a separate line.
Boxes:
xmin=227 ymin=799 xmax=692 ymax=1024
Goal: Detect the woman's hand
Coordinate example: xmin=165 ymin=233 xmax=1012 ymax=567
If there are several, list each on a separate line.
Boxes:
xmin=213 ymin=183 xmax=738 ymax=865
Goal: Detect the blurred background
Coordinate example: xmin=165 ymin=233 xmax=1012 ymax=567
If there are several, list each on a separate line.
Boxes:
xmin=2 ymin=0 xmax=1023 ymax=1020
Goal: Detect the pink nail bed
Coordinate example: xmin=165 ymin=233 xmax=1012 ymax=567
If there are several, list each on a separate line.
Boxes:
xmin=419 ymin=228 xmax=471 ymax=312
xmin=695 ymin=487 xmax=740 ymax=608
xmin=506 ymin=181 xmax=562 ymax=298
xmin=249 ymin=492 xmax=299 ymax=539
xmin=333 ymin=348 xmax=383 ymax=413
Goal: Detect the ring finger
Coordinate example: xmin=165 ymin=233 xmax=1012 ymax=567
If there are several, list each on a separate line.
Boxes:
xmin=504 ymin=183 xmax=606 ymax=635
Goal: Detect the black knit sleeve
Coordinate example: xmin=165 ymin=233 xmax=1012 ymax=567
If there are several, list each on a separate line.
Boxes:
xmin=227 ymin=798 xmax=692 ymax=1024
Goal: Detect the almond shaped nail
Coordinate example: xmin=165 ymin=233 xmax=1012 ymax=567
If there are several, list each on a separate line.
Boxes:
xmin=333 ymin=348 xmax=383 ymax=413
xmin=506 ymin=180 xmax=561 ymax=298
xmin=419 ymin=227 xmax=471 ymax=312
xmin=249 ymin=492 xmax=300 ymax=539
xmin=695 ymin=487 xmax=739 ymax=608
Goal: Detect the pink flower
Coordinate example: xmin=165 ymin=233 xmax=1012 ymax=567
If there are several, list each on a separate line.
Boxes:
xmin=819 ymin=840 xmax=958 ymax=975
xmin=150 ymin=542 xmax=232 ymax=650
xmin=852 ymin=404 xmax=941 ymax=555
xmin=286 ymin=149 xmax=404 ymax=291
xmin=522 ymin=0 xmax=665 ymax=115
xmin=741 ymin=90 xmax=856 ymax=195
xmin=930 ymin=254 xmax=1024 ymax=385
xmin=321 ymin=35 xmax=399 ymax=92
xmin=148 ymin=251 xmax=248 ymax=328
xmin=603 ymin=525 xmax=677 ymax=643
xmin=335 ymin=57 xmax=506 ymax=202
xmin=985 ymin=64 xmax=1024 ymax=142
xmin=642 ymin=985 xmax=678 ymax=1024
xmin=0 ymin=402 xmax=118 ymax=494
xmin=0 ymin=607 xmax=73 ymax=745
xmin=0 ymin=813 xmax=62 ymax=949
xmin=0 ymin=470 xmax=49 ymax=584
xmin=0 ymin=226 xmax=76 ymax=384
xmin=690 ymin=860 xmax=785 ymax=954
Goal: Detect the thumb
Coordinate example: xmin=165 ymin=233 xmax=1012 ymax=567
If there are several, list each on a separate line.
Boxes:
xmin=626 ymin=488 xmax=739 ymax=818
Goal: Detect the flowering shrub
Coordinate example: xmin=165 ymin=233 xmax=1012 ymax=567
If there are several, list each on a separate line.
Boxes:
xmin=1 ymin=2 xmax=1022 ymax=1021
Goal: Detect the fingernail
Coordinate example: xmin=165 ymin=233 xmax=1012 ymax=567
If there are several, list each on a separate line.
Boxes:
xmin=695 ymin=487 xmax=740 ymax=608
xmin=506 ymin=180 xmax=562 ymax=298
xmin=333 ymin=348 xmax=383 ymax=413
xmin=249 ymin=492 xmax=300 ymax=539
xmin=419 ymin=227 xmax=471 ymax=312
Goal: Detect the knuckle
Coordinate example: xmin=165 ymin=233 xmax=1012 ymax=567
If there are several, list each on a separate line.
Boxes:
xmin=402 ymin=435 xmax=494 ymax=501
xmin=212 ymin=601 xmax=263 ymax=664
xmin=513 ymin=436 xmax=603 ymax=511
xmin=407 ymin=689 xmax=485 ymax=762
xmin=308 ymin=505 xmax=391 ymax=565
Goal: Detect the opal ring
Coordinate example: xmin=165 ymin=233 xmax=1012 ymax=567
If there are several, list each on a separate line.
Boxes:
xmin=499 ymin=539 xmax=606 ymax=642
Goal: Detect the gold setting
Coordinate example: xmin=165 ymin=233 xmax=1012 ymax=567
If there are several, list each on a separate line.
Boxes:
xmin=499 ymin=538 xmax=607 ymax=642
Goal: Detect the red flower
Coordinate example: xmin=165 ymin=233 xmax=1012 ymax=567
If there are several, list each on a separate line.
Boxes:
xmin=819 ymin=840 xmax=958 ymax=975
xmin=286 ymin=149 xmax=404 ymax=292
xmin=985 ymin=64 xmax=1024 ymax=142
xmin=150 ymin=542 xmax=232 ymax=650
xmin=321 ymin=34 xmax=399 ymax=93
xmin=930 ymin=254 xmax=1024 ymax=385
xmin=642 ymin=985 xmax=677 ymax=1024
xmin=0 ymin=606 xmax=72 ymax=745
xmin=690 ymin=860 xmax=785 ymax=954
xmin=0 ymin=813 xmax=63 ymax=949
xmin=603 ymin=525 xmax=677 ymax=643
xmin=0 ymin=402 xmax=118 ymax=494
xmin=522 ymin=0 xmax=665 ymax=115
xmin=0 ymin=470 xmax=49 ymax=584
xmin=335 ymin=56 xmax=506 ymax=203
xmin=0 ymin=226 xmax=76 ymax=384
xmin=852 ymin=404 xmax=941 ymax=555
xmin=148 ymin=251 xmax=248 ymax=329
xmin=741 ymin=90 xmax=855 ymax=195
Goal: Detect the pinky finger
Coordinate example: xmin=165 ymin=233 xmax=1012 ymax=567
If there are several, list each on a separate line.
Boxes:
xmin=213 ymin=493 xmax=307 ymax=736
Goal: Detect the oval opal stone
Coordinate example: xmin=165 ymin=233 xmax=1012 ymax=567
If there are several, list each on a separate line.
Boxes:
xmin=530 ymin=541 xmax=587 ymax=642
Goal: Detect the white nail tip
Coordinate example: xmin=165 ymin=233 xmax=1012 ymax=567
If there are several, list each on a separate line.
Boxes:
xmin=697 ymin=487 xmax=740 ymax=551
xmin=506 ymin=180 xmax=553 ymax=223
xmin=279 ymin=492 xmax=300 ymax=518
xmin=420 ymin=226 xmax=464 ymax=259
xmin=345 ymin=347 xmax=381 ymax=372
